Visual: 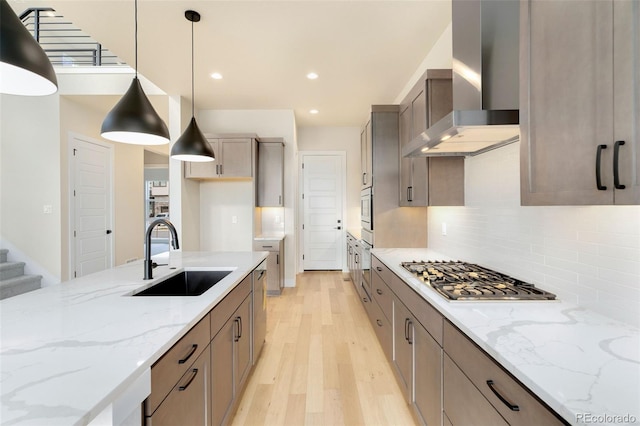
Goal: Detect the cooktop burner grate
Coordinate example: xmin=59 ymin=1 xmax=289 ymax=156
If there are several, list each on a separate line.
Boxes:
xmin=401 ymin=260 xmax=556 ymax=301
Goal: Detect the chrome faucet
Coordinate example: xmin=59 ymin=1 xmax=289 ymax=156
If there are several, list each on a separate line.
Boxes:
xmin=144 ymin=219 xmax=179 ymax=280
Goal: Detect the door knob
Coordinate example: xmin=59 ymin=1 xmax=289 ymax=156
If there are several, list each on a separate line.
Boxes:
xmin=334 ymin=226 xmax=341 ymax=230
xmin=106 ymin=229 xmax=112 ymax=234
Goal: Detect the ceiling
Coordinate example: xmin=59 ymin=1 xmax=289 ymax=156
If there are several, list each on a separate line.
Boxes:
xmin=11 ymin=0 xmax=452 ymax=127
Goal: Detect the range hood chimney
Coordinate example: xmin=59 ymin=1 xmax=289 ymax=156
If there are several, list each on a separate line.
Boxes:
xmin=403 ymin=0 xmax=520 ymax=157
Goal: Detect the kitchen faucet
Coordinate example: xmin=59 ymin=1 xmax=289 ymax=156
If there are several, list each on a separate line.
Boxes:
xmin=144 ymin=219 xmax=179 ymax=280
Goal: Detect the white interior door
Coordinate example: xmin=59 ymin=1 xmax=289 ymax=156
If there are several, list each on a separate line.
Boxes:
xmin=302 ymin=154 xmax=344 ymax=270
xmin=71 ymin=136 xmax=113 ymax=278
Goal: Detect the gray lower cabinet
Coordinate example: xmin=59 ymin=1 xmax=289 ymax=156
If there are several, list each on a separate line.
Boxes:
xmin=211 ymin=280 xmax=252 ymax=426
xmin=520 ymin=0 xmax=639 ymax=205
xmin=399 ymin=69 xmax=464 ymax=207
xmin=253 ymin=239 xmax=284 ymax=295
xmin=185 ymin=137 xmax=254 ymax=179
xmin=257 ymin=140 xmax=284 ymax=207
xmin=443 ymin=320 xmax=565 ymax=426
xmin=146 ymin=346 xmax=210 ymax=426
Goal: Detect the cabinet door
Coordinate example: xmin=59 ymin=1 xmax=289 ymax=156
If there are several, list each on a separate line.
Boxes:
xmin=521 ymin=0 xmax=614 ymax=205
xmin=211 ymin=317 xmax=234 ymax=426
xmin=266 ymin=251 xmax=281 ymax=295
xmin=414 ymin=323 xmax=443 ymax=426
xmin=219 ymin=138 xmax=253 ymax=178
xmin=257 ymin=142 xmax=284 ymax=206
xmin=360 ymin=128 xmax=368 ymax=189
xmin=147 ymin=345 xmax=210 ymax=426
xmin=412 ymin=89 xmax=427 ymax=138
xmin=184 ymin=139 xmax=219 ymax=178
xmin=613 ymin=0 xmax=640 ymax=205
xmin=443 ymin=354 xmax=508 ymax=426
xmin=393 ymin=299 xmax=413 ymax=402
xmin=399 ymin=105 xmax=413 ymax=206
xmin=235 ymin=296 xmax=252 ymax=392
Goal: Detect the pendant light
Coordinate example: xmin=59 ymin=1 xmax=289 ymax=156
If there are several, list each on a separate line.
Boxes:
xmin=170 ymin=10 xmax=215 ymax=162
xmin=0 ymin=0 xmax=57 ymax=96
xmin=101 ymin=0 xmax=169 ymax=145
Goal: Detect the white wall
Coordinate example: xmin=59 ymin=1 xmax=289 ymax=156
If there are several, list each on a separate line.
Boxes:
xmin=0 ymin=94 xmax=61 ymax=285
xmin=427 ymin=142 xmax=640 ymax=327
xmin=196 ymin=109 xmax=297 ymax=286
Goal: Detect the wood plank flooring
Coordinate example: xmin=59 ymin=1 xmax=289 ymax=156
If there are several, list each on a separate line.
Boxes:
xmin=231 ymin=271 xmax=416 ymax=426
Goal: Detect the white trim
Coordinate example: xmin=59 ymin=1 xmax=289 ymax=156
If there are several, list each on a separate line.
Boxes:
xmin=68 ymin=132 xmax=115 ymax=279
xmin=297 ymin=151 xmax=347 ymax=272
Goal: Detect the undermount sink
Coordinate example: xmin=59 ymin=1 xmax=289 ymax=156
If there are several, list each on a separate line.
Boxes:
xmin=132 ymin=270 xmax=233 ymax=296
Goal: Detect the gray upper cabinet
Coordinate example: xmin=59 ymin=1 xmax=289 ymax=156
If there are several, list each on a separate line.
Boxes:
xmin=185 ymin=137 xmax=254 ymax=180
xmin=257 ymin=141 xmax=284 ymax=207
xmin=399 ymin=69 xmax=464 ymax=207
xmin=520 ymin=0 xmax=639 ymax=205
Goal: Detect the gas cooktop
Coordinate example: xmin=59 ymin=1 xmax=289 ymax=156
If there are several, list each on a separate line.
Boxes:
xmin=401 ymin=260 xmax=556 ymax=301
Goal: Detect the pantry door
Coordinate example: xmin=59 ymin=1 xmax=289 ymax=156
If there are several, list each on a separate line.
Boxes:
xmin=69 ymin=134 xmax=114 ymax=278
xmin=300 ymin=153 xmax=345 ymax=270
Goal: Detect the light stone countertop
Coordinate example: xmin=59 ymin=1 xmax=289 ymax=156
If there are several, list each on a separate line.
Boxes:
xmin=372 ymin=248 xmax=640 ymax=426
xmin=0 ymin=251 xmax=268 ymax=426
xmin=253 ymin=235 xmax=285 ymax=241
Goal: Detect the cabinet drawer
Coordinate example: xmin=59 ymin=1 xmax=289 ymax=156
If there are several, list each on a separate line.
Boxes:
xmin=146 ymin=345 xmax=210 ymax=426
xmin=211 ymin=276 xmax=252 ymax=339
xmin=252 ymin=240 xmax=280 ymax=252
xmin=368 ymin=295 xmax=393 ymax=362
xmin=443 ymin=321 xmax=565 ymax=425
xmin=371 ymin=269 xmax=392 ymax=322
xmin=146 ymin=315 xmax=210 ymax=416
xmin=389 ymin=274 xmax=443 ymax=345
xmin=372 ymin=256 xmax=393 ymax=286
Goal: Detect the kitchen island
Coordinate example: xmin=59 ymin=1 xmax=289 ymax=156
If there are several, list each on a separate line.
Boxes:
xmin=0 ymin=251 xmax=267 ymax=426
xmin=372 ymin=248 xmax=640 ymax=426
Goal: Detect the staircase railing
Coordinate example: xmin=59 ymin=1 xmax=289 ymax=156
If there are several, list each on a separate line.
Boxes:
xmin=20 ymin=7 xmax=125 ymax=67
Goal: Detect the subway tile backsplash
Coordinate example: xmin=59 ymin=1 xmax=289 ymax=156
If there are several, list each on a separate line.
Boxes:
xmin=427 ymin=142 xmax=640 ymax=327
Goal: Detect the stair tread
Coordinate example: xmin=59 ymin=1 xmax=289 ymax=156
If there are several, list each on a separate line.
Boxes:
xmin=0 ymin=274 xmax=42 ymax=286
xmin=0 ymin=261 xmax=25 ymax=270
xmin=0 ymin=249 xmax=8 ymax=254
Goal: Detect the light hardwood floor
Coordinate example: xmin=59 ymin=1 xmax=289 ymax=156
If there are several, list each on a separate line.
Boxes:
xmin=231 ymin=271 xmax=416 ymax=426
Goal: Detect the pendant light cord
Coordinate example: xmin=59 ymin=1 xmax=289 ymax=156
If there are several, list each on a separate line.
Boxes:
xmin=134 ymin=0 xmax=138 ymax=79
xmin=191 ymin=18 xmax=195 ymax=116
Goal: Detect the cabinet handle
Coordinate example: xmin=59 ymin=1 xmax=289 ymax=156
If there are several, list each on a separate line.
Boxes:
xmin=362 ymin=172 xmax=366 ymax=185
xmin=407 ymin=186 xmax=413 ymax=202
xmin=613 ymin=140 xmax=626 ymax=190
xmin=362 ymin=297 xmax=368 ymax=303
xmin=234 ymin=318 xmax=240 ymax=342
xmin=355 ymin=253 xmax=359 ymax=264
xmin=178 ymin=368 xmax=198 ymax=391
xmin=404 ymin=318 xmax=409 ymax=342
xmin=278 ymin=195 xmax=282 ymax=205
xmin=178 ymin=344 xmax=198 ymax=364
xmin=376 ymin=267 xmax=383 ymax=272
xmin=376 ymin=319 xmax=383 ymax=327
xmin=596 ymin=144 xmax=607 ymax=190
xmin=276 ymin=254 xmax=279 ymax=265
xmin=238 ymin=316 xmax=243 ymax=339
xmin=407 ymin=320 xmax=413 ymax=345
xmin=376 ymin=288 xmax=383 ymax=295
xmin=486 ymin=380 xmax=520 ymax=411
xmin=219 ymin=164 xmax=223 ymax=175
xmin=262 ymin=245 xmax=273 ymax=248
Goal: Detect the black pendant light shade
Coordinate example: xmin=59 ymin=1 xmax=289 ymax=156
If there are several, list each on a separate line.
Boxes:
xmin=171 ymin=116 xmax=215 ymax=162
xmin=100 ymin=0 xmax=170 ymax=145
xmin=101 ymin=77 xmax=170 ymax=145
xmin=0 ymin=0 xmax=58 ymax=96
xmin=170 ymin=10 xmax=215 ymax=162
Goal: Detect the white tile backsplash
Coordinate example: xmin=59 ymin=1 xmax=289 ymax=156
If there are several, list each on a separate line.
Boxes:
xmin=428 ymin=142 xmax=640 ymax=327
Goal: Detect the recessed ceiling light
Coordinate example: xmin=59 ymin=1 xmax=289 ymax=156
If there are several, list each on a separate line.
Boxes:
xmin=306 ymin=72 xmax=319 ymax=80
xmin=210 ymin=72 xmax=223 ymax=80
xmin=309 ymin=109 xmax=319 ymax=114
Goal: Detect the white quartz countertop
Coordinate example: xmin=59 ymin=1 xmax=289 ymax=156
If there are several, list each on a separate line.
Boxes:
xmin=0 ymin=251 xmax=267 ymax=426
xmin=372 ymin=248 xmax=640 ymax=426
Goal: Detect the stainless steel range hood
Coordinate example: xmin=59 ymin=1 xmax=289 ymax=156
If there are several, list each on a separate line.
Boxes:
xmin=403 ymin=0 xmax=520 ymax=157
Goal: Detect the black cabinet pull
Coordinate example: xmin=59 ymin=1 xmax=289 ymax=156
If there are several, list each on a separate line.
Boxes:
xmin=239 ymin=316 xmax=243 ymax=339
xmin=362 ymin=172 xmax=366 ymax=185
xmin=178 ymin=344 xmax=198 ymax=364
xmin=234 ymin=318 xmax=240 ymax=342
xmin=404 ymin=318 xmax=409 ymax=342
xmin=407 ymin=320 xmax=413 ymax=345
xmin=613 ymin=140 xmax=626 ymax=190
xmin=596 ymin=144 xmax=607 ymax=190
xmin=376 ymin=288 xmax=383 ymax=295
xmin=486 ymin=380 xmax=520 ymax=411
xmin=407 ymin=186 xmax=413 ymax=202
xmin=376 ymin=319 xmax=383 ymax=327
xmin=376 ymin=266 xmax=383 ymax=272
xmin=178 ymin=368 xmax=198 ymax=391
